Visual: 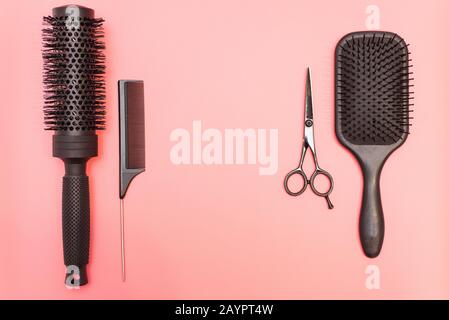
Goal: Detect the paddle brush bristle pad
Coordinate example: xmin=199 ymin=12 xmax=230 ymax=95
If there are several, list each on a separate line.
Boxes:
xmin=336 ymin=31 xmax=412 ymax=145
xmin=42 ymin=16 xmax=106 ymax=132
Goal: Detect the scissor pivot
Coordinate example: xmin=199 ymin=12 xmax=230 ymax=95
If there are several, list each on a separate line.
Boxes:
xmin=305 ymin=120 xmax=313 ymax=127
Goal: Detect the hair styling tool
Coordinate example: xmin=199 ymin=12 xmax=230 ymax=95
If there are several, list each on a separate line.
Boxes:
xmin=42 ymin=4 xmax=105 ymax=286
xmin=119 ymin=80 xmax=146 ymax=281
xmin=335 ymin=31 xmax=412 ymax=257
xmin=284 ymin=68 xmax=334 ymax=209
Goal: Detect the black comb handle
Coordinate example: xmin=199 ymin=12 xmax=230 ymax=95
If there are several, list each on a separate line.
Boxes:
xmin=359 ymin=156 xmax=385 ymax=258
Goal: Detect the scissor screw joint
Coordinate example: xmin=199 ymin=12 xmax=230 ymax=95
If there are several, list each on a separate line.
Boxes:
xmin=305 ymin=120 xmax=313 ymax=127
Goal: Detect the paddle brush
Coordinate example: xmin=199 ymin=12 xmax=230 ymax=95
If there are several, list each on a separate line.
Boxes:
xmin=42 ymin=4 xmax=105 ymax=286
xmin=335 ymin=31 xmax=413 ymax=258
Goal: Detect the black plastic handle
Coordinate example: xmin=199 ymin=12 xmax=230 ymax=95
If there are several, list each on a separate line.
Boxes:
xmin=62 ymin=173 xmax=90 ymax=286
xmin=360 ymin=162 xmax=384 ymax=258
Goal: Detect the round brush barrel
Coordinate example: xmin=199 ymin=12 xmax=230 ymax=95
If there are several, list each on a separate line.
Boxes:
xmin=42 ymin=4 xmax=105 ymax=286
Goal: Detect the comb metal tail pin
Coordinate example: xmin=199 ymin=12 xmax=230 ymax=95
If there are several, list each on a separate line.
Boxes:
xmin=120 ymin=199 xmax=125 ymax=281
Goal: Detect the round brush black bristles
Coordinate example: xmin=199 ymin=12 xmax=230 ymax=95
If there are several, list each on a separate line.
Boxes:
xmin=41 ymin=5 xmax=106 ymax=287
xmin=42 ymin=14 xmax=106 ymax=131
xmin=336 ymin=32 xmax=413 ymax=145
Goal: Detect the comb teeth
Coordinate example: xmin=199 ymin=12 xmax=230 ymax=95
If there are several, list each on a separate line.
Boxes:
xmin=336 ymin=32 xmax=412 ymax=145
xmin=42 ymin=16 xmax=106 ymax=131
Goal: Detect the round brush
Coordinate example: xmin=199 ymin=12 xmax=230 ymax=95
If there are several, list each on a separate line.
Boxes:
xmin=42 ymin=5 xmax=105 ymax=286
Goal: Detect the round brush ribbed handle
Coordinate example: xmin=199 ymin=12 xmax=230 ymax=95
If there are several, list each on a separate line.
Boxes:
xmin=360 ymin=165 xmax=384 ymax=258
xmin=62 ymin=174 xmax=90 ymax=286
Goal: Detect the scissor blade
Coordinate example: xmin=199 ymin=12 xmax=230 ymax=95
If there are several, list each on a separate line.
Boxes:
xmin=305 ymin=68 xmax=313 ymax=120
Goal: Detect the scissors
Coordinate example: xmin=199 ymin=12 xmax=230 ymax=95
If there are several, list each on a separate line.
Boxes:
xmin=284 ymin=68 xmax=334 ymax=209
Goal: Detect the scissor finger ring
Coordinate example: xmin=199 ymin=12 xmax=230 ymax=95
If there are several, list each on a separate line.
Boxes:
xmin=284 ymin=169 xmax=308 ymax=196
xmin=309 ymin=169 xmax=334 ymax=197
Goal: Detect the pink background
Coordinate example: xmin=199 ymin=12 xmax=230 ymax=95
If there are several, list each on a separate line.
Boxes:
xmin=1 ymin=0 xmax=449 ymax=299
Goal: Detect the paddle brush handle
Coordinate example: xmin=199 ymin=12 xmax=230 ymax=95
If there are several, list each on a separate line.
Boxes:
xmin=62 ymin=161 xmax=91 ymax=286
xmin=360 ymin=163 xmax=385 ymax=258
